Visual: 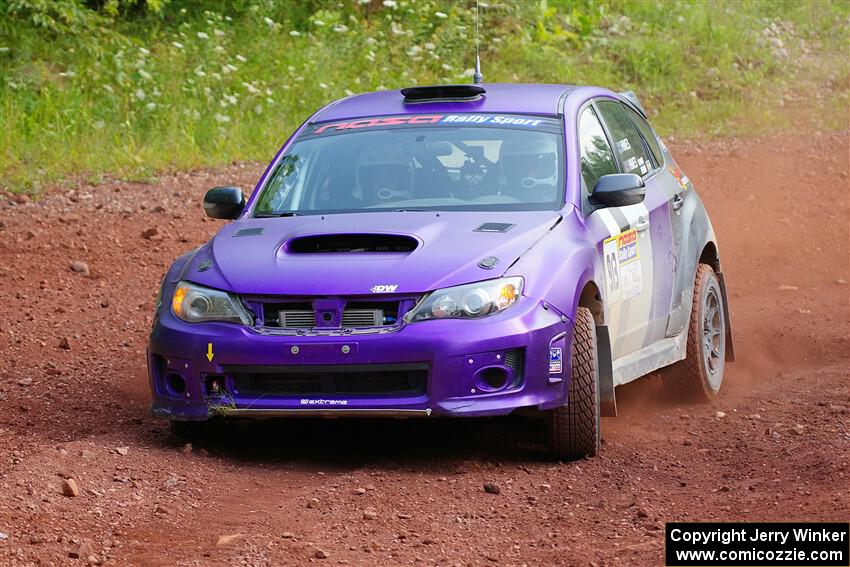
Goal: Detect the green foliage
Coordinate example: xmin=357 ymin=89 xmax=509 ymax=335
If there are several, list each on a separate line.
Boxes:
xmin=5 ymin=0 xmax=106 ymax=34
xmin=0 ymin=0 xmax=847 ymax=193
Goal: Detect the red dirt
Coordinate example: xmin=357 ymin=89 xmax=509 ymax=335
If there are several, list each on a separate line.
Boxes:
xmin=0 ymin=131 xmax=848 ymax=566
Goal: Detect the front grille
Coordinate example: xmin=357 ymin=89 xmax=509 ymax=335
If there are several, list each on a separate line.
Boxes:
xmin=341 ymin=309 xmax=382 ymax=327
xmin=226 ymin=363 xmax=428 ymax=398
xmin=504 ymin=349 xmax=523 ymax=373
xmin=280 ymin=310 xmax=315 ymax=328
xmin=504 ymin=348 xmax=525 ymax=387
xmin=257 ymin=298 xmax=412 ymax=331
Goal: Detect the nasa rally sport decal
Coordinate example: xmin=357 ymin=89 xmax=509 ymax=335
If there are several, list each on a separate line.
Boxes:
xmin=306 ymin=113 xmax=560 ymax=137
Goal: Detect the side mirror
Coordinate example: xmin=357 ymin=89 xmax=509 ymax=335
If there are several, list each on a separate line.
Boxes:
xmin=203 ymin=186 xmax=245 ymax=219
xmin=590 ymin=174 xmax=646 ymax=208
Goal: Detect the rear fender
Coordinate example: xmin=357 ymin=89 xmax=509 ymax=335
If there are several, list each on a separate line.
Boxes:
xmin=666 ymin=191 xmax=715 ymax=337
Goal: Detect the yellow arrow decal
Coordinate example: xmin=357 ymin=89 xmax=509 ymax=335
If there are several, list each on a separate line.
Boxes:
xmin=206 ymin=342 xmax=214 ymax=362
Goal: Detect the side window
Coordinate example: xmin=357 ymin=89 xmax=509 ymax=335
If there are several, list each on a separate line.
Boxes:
xmin=596 ymin=101 xmax=652 ymax=177
xmin=578 ymin=106 xmax=618 ymax=193
xmin=625 ymin=106 xmax=663 ymax=166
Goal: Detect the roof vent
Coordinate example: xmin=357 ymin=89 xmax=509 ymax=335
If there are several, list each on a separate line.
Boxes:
xmin=401 ymin=84 xmax=485 ymax=104
xmin=286 ymin=234 xmax=419 ymax=254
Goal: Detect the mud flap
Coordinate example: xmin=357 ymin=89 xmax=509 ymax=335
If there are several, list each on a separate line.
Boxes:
xmin=596 ymin=324 xmax=617 ymax=416
xmin=717 ymin=271 xmax=735 ymax=362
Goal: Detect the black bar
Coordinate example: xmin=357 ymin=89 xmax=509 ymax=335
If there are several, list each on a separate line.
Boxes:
xmin=666 ymin=522 xmax=849 ymax=566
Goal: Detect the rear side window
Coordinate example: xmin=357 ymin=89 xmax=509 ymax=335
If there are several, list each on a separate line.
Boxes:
xmin=578 ymin=107 xmax=618 ymax=193
xmin=625 ymin=106 xmax=663 ymax=166
xmin=596 ymin=101 xmax=652 ymax=177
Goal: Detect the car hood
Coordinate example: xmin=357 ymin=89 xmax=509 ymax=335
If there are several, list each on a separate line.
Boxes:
xmin=184 ymin=211 xmax=562 ymax=295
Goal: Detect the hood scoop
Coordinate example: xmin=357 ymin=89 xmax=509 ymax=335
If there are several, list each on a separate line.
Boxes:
xmin=285 ymin=233 xmax=419 ymax=254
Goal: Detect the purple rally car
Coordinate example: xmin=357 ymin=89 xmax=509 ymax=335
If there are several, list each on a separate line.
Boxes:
xmin=148 ymin=83 xmax=734 ymax=459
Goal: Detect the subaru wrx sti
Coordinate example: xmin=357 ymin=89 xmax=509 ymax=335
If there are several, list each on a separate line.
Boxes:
xmin=148 ymin=83 xmax=734 ymax=459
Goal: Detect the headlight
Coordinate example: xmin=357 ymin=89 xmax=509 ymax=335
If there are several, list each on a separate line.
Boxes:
xmin=171 ymin=281 xmax=253 ymax=325
xmin=404 ymin=277 xmax=523 ymax=322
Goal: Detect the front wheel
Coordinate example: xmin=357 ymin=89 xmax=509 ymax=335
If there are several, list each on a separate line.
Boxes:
xmin=662 ymin=263 xmax=727 ymax=400
xmin=544 ymin=306 xmax=601 ymax=460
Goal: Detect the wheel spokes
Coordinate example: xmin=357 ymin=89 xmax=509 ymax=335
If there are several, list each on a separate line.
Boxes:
xmin=701 ymin=288 xmax=724 ymax=375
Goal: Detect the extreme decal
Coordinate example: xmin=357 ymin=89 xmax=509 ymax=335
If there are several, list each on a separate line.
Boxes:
xmin=300 ymin=398 xmax=349 ymax=406
xmin=603 ymin=228 xmax=643 ymax=303
xmin=310 ymin=114 xmax=548 ymax=135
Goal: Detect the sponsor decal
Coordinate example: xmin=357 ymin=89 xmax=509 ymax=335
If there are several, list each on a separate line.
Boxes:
xmin=617 ymin=229 xmax=639 ymax=265
xmin=603 ymin=228 xmax=643 ymax=303
xmin=370 ymin=284 xmax=399 ymax=293
xmin=441 ymin=114 xmax=543 ymax=127
xmin=624 ymin=156 xmax=639 ymax=172
xmin=549 ymin=348 xmax=563 ymax=374
xmin=314 ymin=114 xmax=443 ymax=134
xmin=668 ymin=162 xmax=691 ymax=191
xmin=300 ymin=399 xmax=349 ymax=406
xmin=311 ymin=114 xmax=547 ymax=135
xmin=616 ymin=137 xmax=632 ymax=153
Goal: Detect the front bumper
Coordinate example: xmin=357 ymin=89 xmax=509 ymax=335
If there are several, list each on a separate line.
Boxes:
xmin=148 ymin=298 xmax=573 ymax=421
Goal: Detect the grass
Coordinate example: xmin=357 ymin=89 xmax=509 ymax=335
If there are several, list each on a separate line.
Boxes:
xmin=0 ymin=0 xmax=847 ymax=194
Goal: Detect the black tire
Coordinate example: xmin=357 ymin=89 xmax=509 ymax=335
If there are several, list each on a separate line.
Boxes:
xmin=169 ymin=419 xmax=210 ymax=440
xmin=545 ymin=306 xmax=600 ymax=460
xmin=662 ymin=263 xmax=726 ymax=400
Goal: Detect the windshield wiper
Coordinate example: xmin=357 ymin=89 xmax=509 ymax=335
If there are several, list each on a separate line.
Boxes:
xmin=255 ymin=212 xmax=300 ymax=217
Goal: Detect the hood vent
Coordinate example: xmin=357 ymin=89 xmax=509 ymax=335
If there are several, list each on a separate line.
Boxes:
xmin=287 ymin=234 xmax=419 ymax=254
xmin=233 ymin=227 xmax=265 ymax=237
xmin=474 ymin=222 xmax=515 ymax=233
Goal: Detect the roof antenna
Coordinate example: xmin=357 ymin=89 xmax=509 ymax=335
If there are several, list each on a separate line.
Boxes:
xmin=473 ymin=0 xmax=484 ymax=84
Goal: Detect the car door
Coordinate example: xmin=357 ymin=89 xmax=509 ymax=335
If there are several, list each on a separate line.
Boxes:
xmin=593 ymin=100 xmax=675 ymax=357
xmin=623 ymin=104 xmax=693 ymax=338
xmin=577 ymin=104 xmax=655 ymax=360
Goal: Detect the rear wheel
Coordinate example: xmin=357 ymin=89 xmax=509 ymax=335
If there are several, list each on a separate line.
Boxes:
xmin=545 ymin=306 xmax=600 ymax=460
xmin=662 ymin=263 xmax=726 ymax=400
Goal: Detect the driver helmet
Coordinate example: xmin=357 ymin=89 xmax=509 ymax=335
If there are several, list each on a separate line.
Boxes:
xmin=499 ymin=136 xmax=558 ymax=195
xmin=355 ymin=145 xmax=414 ymax=205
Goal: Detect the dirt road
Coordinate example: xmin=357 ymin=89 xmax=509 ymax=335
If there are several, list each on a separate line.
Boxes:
xmin=1 ymin=130 xmax=848 ymax=566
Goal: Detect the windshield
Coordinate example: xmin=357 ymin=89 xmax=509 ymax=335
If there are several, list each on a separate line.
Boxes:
xmin=253 ymin=113 xmax=565 ymax=216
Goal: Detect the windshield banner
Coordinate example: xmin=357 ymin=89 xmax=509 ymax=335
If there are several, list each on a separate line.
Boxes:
xmin=306 ymin=114 xmax=562 ymax=137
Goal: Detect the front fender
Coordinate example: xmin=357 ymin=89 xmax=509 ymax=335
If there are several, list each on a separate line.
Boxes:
xmin=505 ymin=216 xmax=617 ymax=413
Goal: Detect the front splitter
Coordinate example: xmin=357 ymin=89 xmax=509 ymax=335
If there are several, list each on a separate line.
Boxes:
xmin=208 ymin=407 xmax=433 ymax=419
